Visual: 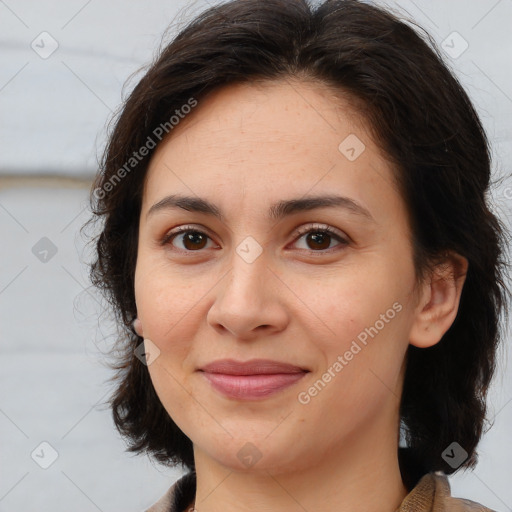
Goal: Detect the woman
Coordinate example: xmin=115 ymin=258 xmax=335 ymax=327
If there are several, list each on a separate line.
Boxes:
xmin=87 ymin=0 xmax=510 ymax=511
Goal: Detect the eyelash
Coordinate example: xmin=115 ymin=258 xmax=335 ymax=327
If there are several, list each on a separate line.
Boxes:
xmin=161 ymin=223 xmax=350 ymax=254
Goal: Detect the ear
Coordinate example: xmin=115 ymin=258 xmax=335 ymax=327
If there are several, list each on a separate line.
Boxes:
xmin=132 ymin=318 xmax=144 ymax=337
xmin=409 ymin=251 xmax=468 ymax=348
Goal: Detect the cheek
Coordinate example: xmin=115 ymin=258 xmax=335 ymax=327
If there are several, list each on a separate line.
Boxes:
xmin=298 ymin=298 xmax=408 ymax=428
xmin=134 ymin=254 xmax=204 ymax=341
xmin=301 ymin=262 xmax=411 ymax=397
xmin=301 ymin=261 xmax=404 ymax=342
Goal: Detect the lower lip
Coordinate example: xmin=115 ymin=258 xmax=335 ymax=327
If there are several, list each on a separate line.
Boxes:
xmin=200 ymin=372 xmax=307 ymax=400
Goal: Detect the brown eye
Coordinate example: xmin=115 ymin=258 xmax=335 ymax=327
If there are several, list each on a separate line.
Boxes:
xmin=163 ymin=227 xmax=215 ymax=251
xmin=305 ymin=232 xmax=332 ymax=250
xmin=293 ymin=224 xmax=349 ymax=252
xmin=180 ymin=231 xmax=209 ymax=250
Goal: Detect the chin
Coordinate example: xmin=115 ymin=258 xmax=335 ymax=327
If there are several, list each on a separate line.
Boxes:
xmin=194 ymin=432 xmax=310 ymax=476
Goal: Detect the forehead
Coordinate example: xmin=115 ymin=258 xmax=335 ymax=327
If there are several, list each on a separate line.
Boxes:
xmin=151 ymin=78 xmax=370 ymax=159
xmin=142 ymin=79 xmax=401 ymax=223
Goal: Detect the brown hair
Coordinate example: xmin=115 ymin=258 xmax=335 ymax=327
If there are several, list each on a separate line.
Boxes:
xmin=86 ymin=0 xmax=510 ymax=482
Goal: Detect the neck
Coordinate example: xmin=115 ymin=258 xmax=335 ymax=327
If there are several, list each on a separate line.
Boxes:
xmin=190 ymin=414 xmax=408 ymax=512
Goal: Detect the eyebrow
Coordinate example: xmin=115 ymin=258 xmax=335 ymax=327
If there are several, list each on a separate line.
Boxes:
xmin=146 ymin=193 xmax=375 ymax=222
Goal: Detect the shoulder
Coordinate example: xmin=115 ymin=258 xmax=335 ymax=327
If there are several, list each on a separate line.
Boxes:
xmin=145 ymin=484 xmax=175 ymax=512
xmin=145 ymin=471 xmax=196 ymax=512
xmin=399 ymin=472 xmax=496 ymax=512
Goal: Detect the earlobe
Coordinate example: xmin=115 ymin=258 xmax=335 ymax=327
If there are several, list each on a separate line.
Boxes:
xmin=132 ymin=317 xmax=144 ymax=337
xmin=409 ymin=252 xmax=468 ymax=349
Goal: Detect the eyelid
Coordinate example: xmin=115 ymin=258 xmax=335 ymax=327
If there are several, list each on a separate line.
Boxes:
xmin=293 ymin=222 xmax=348 ymax=241
xmin=160 ymin=224 xmax=217 ymax=246
xmin=288 ymin=222 xmax=350 ymax=252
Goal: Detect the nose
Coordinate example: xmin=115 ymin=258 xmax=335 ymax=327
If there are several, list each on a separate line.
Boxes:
xmin=206 ymin=249 xmax=289 ymax=341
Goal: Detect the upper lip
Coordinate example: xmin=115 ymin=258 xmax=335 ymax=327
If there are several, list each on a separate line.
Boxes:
xmin=199 ymin=358 xmax=309 ymax=375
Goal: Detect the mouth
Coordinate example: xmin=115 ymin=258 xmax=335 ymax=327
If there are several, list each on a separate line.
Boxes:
xmin=198 ymin=358 xmax=309 ymax=375
xmin=198 ymin=359 xmax=310 ymax=400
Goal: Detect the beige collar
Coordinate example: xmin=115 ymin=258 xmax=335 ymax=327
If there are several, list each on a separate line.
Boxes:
xmin=147 ymin=471 xmax=495 ymax=512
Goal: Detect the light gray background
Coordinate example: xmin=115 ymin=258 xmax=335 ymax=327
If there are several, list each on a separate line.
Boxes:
xmin=1 ymin=1 xmax=511 ymax=511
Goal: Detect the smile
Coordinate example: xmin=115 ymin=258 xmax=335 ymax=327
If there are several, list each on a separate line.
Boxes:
xmin=200 ymin=372 xmax=308 ymax=400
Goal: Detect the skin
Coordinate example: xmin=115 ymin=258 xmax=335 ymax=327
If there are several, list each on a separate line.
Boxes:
xmin=134 ymin=78 xmax=468 ymax=512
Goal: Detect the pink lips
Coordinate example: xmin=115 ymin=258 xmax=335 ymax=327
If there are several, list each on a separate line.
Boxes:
xmin=198 ymin=358 xmax=309 ymax=400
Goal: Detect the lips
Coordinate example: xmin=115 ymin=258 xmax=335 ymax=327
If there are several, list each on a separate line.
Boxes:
xmin=198 ymin=358 xmax=309 ymax=375
xmin=198 ymin=359 xmax=309 ymax=400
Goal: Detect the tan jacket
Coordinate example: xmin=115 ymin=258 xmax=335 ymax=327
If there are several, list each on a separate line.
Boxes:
xmin=146 ymin=471 xmax=496 ymax=512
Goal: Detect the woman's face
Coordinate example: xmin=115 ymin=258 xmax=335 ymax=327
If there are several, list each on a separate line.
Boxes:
xmin=135 ymin=79 xmax=423 ymax=474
